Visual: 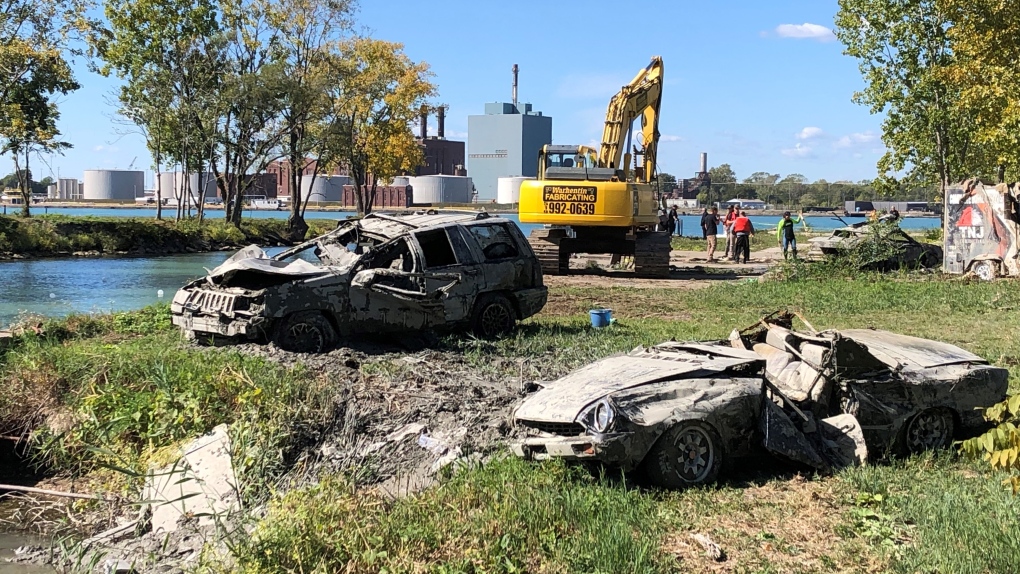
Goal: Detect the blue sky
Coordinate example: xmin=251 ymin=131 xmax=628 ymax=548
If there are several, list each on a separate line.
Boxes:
xmin=28 ymin=0 xmax=883 ymax=186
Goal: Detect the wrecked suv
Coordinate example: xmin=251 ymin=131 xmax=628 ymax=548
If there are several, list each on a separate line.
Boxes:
xmin=171 ymin=211 xmax=548 ymax=352
xmin=511 ymin=313 xmax=1007 ymax=488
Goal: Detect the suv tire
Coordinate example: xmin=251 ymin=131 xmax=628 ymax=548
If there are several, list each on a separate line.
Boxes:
xmin=272 ymin=311 xmax=338 ymax=353
xmin=471 ymin=294 xmax=516 ymax=339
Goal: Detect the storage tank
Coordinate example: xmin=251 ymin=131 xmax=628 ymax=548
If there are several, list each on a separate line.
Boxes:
xmin=47 ymin=183 xmax=58 ymax=199
xmin=57 ymin=178 xmax=78 ymax=200
xmin=83 ymin=170 xmax=144 ymax=201
xmin=407 ymin=175 xmax=472 ymax=204
xmin=390 ymin=176 xmax=410 ymax=187
xmin=157 ymin=172 xmax=176 ymax=200
xmin=496 ymin=176 xmax=533 ymax=204
xmin=299 ymin=175 xmax=349 ymax=202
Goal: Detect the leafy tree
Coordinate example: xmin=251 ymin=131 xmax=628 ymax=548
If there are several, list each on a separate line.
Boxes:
xmin=835 ymin=0 xmax=988 ymax=192
xmin=323 ymin=38 xmax=434 ymax=216
xmin=961 ymin=395 xmax=1020 ymax=494
xmin=658 ymin=172 xmax=677 ymax=194
xmin=942 ymin=0 xmax=1020 ymax=181
xmin=708 ymin=163 xmax=736 ymax=202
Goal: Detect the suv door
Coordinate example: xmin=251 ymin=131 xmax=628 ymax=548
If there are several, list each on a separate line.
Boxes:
xmin=411 ymin=226 xmax=481 ymax=322
xmin=463 ymin=221 xmax=537 ymax=291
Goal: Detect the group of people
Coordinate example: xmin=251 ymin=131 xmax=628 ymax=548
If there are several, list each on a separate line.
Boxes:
xmin=697 ymin=205 xmax=804 ymax=263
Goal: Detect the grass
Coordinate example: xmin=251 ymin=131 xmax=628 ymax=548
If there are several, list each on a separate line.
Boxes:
xmin=4 ymin=268 xmax=1020 ymax=572
xmin=0 ymin=215 xmax=336 ymax=256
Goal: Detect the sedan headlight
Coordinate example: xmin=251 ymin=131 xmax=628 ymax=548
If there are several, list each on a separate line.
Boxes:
xmin=581 ymin=398 xmax=615 ymax=433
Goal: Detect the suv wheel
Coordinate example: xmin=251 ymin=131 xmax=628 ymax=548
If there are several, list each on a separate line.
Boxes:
xmin=471 ymin=294 xmax=516 ymax=339
xmin=272 ymin=311 xmax=338 ymax=353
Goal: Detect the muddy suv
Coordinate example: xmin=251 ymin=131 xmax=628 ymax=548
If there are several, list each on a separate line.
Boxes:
xmin=171 ymin=211 xmax=548 ymax=352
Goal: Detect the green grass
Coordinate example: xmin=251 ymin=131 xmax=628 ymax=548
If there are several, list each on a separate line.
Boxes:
xmin=0 ymin=215 xmax=335 ymax=255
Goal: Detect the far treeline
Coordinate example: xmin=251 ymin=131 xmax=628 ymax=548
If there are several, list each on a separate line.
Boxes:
xmin=5 ymin=0 xmax=1020 ymax=236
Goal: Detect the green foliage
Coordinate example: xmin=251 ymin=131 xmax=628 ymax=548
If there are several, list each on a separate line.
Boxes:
xmin=960 ymin=393 xmax=1020 ymax=493
xmin=226 ymin=457 xmax=666 ymax=574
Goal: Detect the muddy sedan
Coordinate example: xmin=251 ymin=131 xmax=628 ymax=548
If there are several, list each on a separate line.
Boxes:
xmin=171 ymin=211 xmax=547 ymax=352
xmin=511 ymin=317 xmax=1007 ymax=488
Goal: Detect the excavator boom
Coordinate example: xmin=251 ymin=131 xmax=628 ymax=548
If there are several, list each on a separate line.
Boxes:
xmin=599 ymin=56 xmax=664 ymax=181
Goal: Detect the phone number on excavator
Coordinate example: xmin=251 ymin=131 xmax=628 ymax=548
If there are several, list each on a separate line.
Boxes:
xmin=543 ymin=202 xmax=596 ymax=215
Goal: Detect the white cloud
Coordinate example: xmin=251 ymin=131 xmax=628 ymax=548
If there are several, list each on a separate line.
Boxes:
xmin=660 ymin=135 xmax=683 ymax=142
xmin=781 ymin=143 xmax=814 ymax=158
xmin=834 ymin=131 xmax=878 ymax=148
xmin=796 ymin=126 xmax=824 ymax=140
xmin=775 ymin=23 xmax=836 ymax=42
xmin=93 ymin=144 xmax=120 ymax=153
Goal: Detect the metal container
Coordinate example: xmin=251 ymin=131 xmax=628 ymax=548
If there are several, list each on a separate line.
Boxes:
xmin=299 ymin=175 xmax=349 ymax=202
xmin=496 ymin=176 xmax=533 ymax=204
xmin=407 ymin=175 xmax=473 ymax=204
xmin=82 ymin=170 xmax=144 ymax=201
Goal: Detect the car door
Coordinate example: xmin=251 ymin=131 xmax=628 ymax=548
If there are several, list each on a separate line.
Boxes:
xmin=463 ymin=222 xmax=533 ymax=291
xmin=347 ymin=237 xmax=452 ymax=333
xmin=410 ymin=226 xmax=480 ymax=323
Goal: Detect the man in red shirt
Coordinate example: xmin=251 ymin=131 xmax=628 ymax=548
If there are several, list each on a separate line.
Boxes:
xmin=731 ymin=211 xmax=754 ymax=264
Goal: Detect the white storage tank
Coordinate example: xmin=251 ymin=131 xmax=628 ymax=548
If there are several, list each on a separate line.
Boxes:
xmin=47 ymin=183 xmax=58 ymax=199
xmin=496 ymin=176 xmax=533 ymax=204
xmin=83 ymin=170 xmax=144 ymax=201
xmin=407 ymin=175 xmax=472 ymax=204
xmin=299 ymin=175 xmax=349 ymax=202
xmin=390 ymin=176 xmax=410 ymax=187
xmin=57 ymin=178 xmax=78 ymax=200
xmin=158 ymin=172 xmax=217 ymax=204
xmin=157 ymin=172 xmax=176 ymax=200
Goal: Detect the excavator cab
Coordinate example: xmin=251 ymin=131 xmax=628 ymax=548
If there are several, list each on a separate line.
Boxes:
xmin=539 ymin=145 xmax=615 ymax=182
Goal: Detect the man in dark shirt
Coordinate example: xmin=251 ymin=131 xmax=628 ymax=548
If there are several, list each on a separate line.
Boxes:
xmin=699 ymin=208 xmax=709 ymax=239
xmin=667 ymin=205 xmax=679 ymax=236
xmin=701 ymin=206 xmax=721 ymax=261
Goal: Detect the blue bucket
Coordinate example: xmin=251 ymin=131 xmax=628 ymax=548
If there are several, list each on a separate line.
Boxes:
xmin=589 ymin=308 xmax=612 ymax=328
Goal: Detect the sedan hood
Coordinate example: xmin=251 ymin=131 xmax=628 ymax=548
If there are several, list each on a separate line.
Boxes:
xmin=515 ymin=352 xmax=758 ymax=423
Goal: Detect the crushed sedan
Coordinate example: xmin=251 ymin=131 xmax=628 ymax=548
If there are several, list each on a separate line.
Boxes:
xmin=510 ymin=313 xmax=1007 ymax=488
xmin=171 ymin=211 xmax=547 ymax=352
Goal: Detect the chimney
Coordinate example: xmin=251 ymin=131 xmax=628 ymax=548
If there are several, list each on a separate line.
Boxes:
xmin=437 ymin=106 xmax=446 ymax=139
xmin=700 ymin=152 xmax=708 ymax=174
xmin=419 ymin=107 xmax=428 ymax=140
xmin=512 ymin=64 xmax=519 ymax=111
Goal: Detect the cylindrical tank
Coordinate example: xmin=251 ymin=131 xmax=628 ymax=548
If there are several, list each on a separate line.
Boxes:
xmin=299 ymin=175 xmax=349 ymax=202
xmin=407 ymin=175 xmax=472 ymax=203
xmin=496 ymin=176 xmax=534 ymax=204
xmin=157 ymin=172 xmax=176 ymax=199
xmin=47 ymin=183 xmax=58 ymax=199
xmin=390 ymin=176 xmax=410 ymax=187
xmin=58 ymin=178 xmax=78 ymax=200
xmin=179 ymin=172 xmax=217 ymax=203
xmin=83 ymin=170 xmax=144 ymax=201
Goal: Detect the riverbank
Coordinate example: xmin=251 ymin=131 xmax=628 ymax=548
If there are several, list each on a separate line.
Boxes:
xmin=0 ymin=216 xmax=336 ymax=260
xmin=2 ymin=270 xmax=1019 ymax=573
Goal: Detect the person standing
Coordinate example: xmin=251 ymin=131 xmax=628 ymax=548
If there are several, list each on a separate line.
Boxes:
xmin=723 ymin=205 xmax=737 ymax=257
xmin=701 ymin=206 xmax=721 ymax=261
xmin=667 ymin=205 xmax=679 ymax=236
xmin=775 ymin=210 xmax=803 ymax=260
xmin=699 ymin=208 xmax=709 ymax=239
xmin=731 ymin=210 xmax=754 ymax=264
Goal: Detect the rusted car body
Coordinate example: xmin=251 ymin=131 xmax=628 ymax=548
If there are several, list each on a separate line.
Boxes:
xmin=511 ymin=315 xmax=1006 ymax=487
xmin=171 ymin=211 xmax=547 ymax=352
xmin=944 ymin=179 xmax=1020 ymax=280
xmin=809 ymin=222 xmax=942 ymax=270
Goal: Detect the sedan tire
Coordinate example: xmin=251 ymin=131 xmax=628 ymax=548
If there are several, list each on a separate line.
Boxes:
xmin=642 ymin=421 xmax=723 ymax=488
xmin=903 ymin=408 xmax=955 ymax=454
xmin=272 ymin=311 xmax=338 ymax=353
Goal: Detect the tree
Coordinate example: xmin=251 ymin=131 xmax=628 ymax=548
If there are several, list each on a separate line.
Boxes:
xmin=708 ymin=163 xmax=736 ymax=203
xmin=835 ymin=0 xmax=987 ymax=192
xmin=0 ymin=0 xmax=82 ymax=216
xmin=658 ymin=172 xmax=677 ymax=194
xmin=941 ymin=1 xmax=1020 ymax=182
xmin=324 ymin=38 xmax=435 ymax=216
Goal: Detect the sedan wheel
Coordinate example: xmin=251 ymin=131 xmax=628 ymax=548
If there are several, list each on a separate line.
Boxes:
xmin=642 ymin=421 xmax=723 ymax=489
xmin=904 ymin=408 xmax=955 ymax=453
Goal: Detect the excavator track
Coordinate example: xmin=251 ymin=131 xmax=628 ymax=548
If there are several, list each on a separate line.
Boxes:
xmin=632 ymin=231 xmax=671 ymax=278
xmin=527 ymin=228 xmax=569 ymax=275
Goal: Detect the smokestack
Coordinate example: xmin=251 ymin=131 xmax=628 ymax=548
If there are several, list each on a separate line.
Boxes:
xmin=437 ymin=106 xmax=446 ymax=139
xmin=512 ymin=64 xmax=519 ymax=110
xmin=700 ymin=152 xmax=708 ymax=174
xmin=419 ymin=107 xmax=428 ymax=140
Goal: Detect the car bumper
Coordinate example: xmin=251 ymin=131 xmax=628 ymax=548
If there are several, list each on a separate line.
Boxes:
xmin=510 ymin=431 xmax=637 ymax=468
xmin=171 ymin=311 xmax=263 ymax=338
xmin=514 ymin=287 xmax=549 ymax=319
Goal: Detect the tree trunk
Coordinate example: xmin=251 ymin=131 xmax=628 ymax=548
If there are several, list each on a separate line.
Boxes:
xmin=997 ymin=164 xmax=1006 ymax=184
xmin=15 ymin=149 xmax=31 ymax=218
xmin=287 ymin=136 xmax=308 ymax=241
xmin=155 ymin=156 xmax=163 ymax=221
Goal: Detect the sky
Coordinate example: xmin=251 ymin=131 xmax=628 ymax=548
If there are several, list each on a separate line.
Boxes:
xmin=25 ymin=0 xmax=885 ymax=187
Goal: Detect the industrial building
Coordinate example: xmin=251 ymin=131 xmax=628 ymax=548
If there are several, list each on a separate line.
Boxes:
xmin=46 ymin=178 xmax=82 ymax=200
xmin=267 ymin=159 xmax=347 ymax=199
xmin=82 ymin=170 xmax=145 ymax=201
xmin=341 ymin=185 xmax=414 ymax=209
xmin=467 ymin=65 xmax=552 ymax=200
xmin=417 ymin=106 xmax=466 ymax=177
xmin=156 ymin=172 xmax=217 ymax=205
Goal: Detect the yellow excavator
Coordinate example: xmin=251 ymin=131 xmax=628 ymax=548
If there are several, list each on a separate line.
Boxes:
xmin=518 ymin=56 xmax=668 ymax=276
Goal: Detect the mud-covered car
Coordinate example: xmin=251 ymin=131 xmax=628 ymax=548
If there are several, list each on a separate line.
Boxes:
xmin=511 ymin=314 xmax=1006 ymax=488
xmin=809 ymin=221 xmax=943 ymax=270
xmin=171 ymin=211 xmax=547 ymax=352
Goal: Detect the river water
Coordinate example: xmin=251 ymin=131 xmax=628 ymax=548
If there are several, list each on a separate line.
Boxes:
xmin=0 ymin=208 xmax=940 ymax=328
xmin=0 ymin=534 xmax=52 ymax=574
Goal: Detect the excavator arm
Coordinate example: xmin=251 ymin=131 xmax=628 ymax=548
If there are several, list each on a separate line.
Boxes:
xmin=598 ymin=56 xmax=664 ymax=183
